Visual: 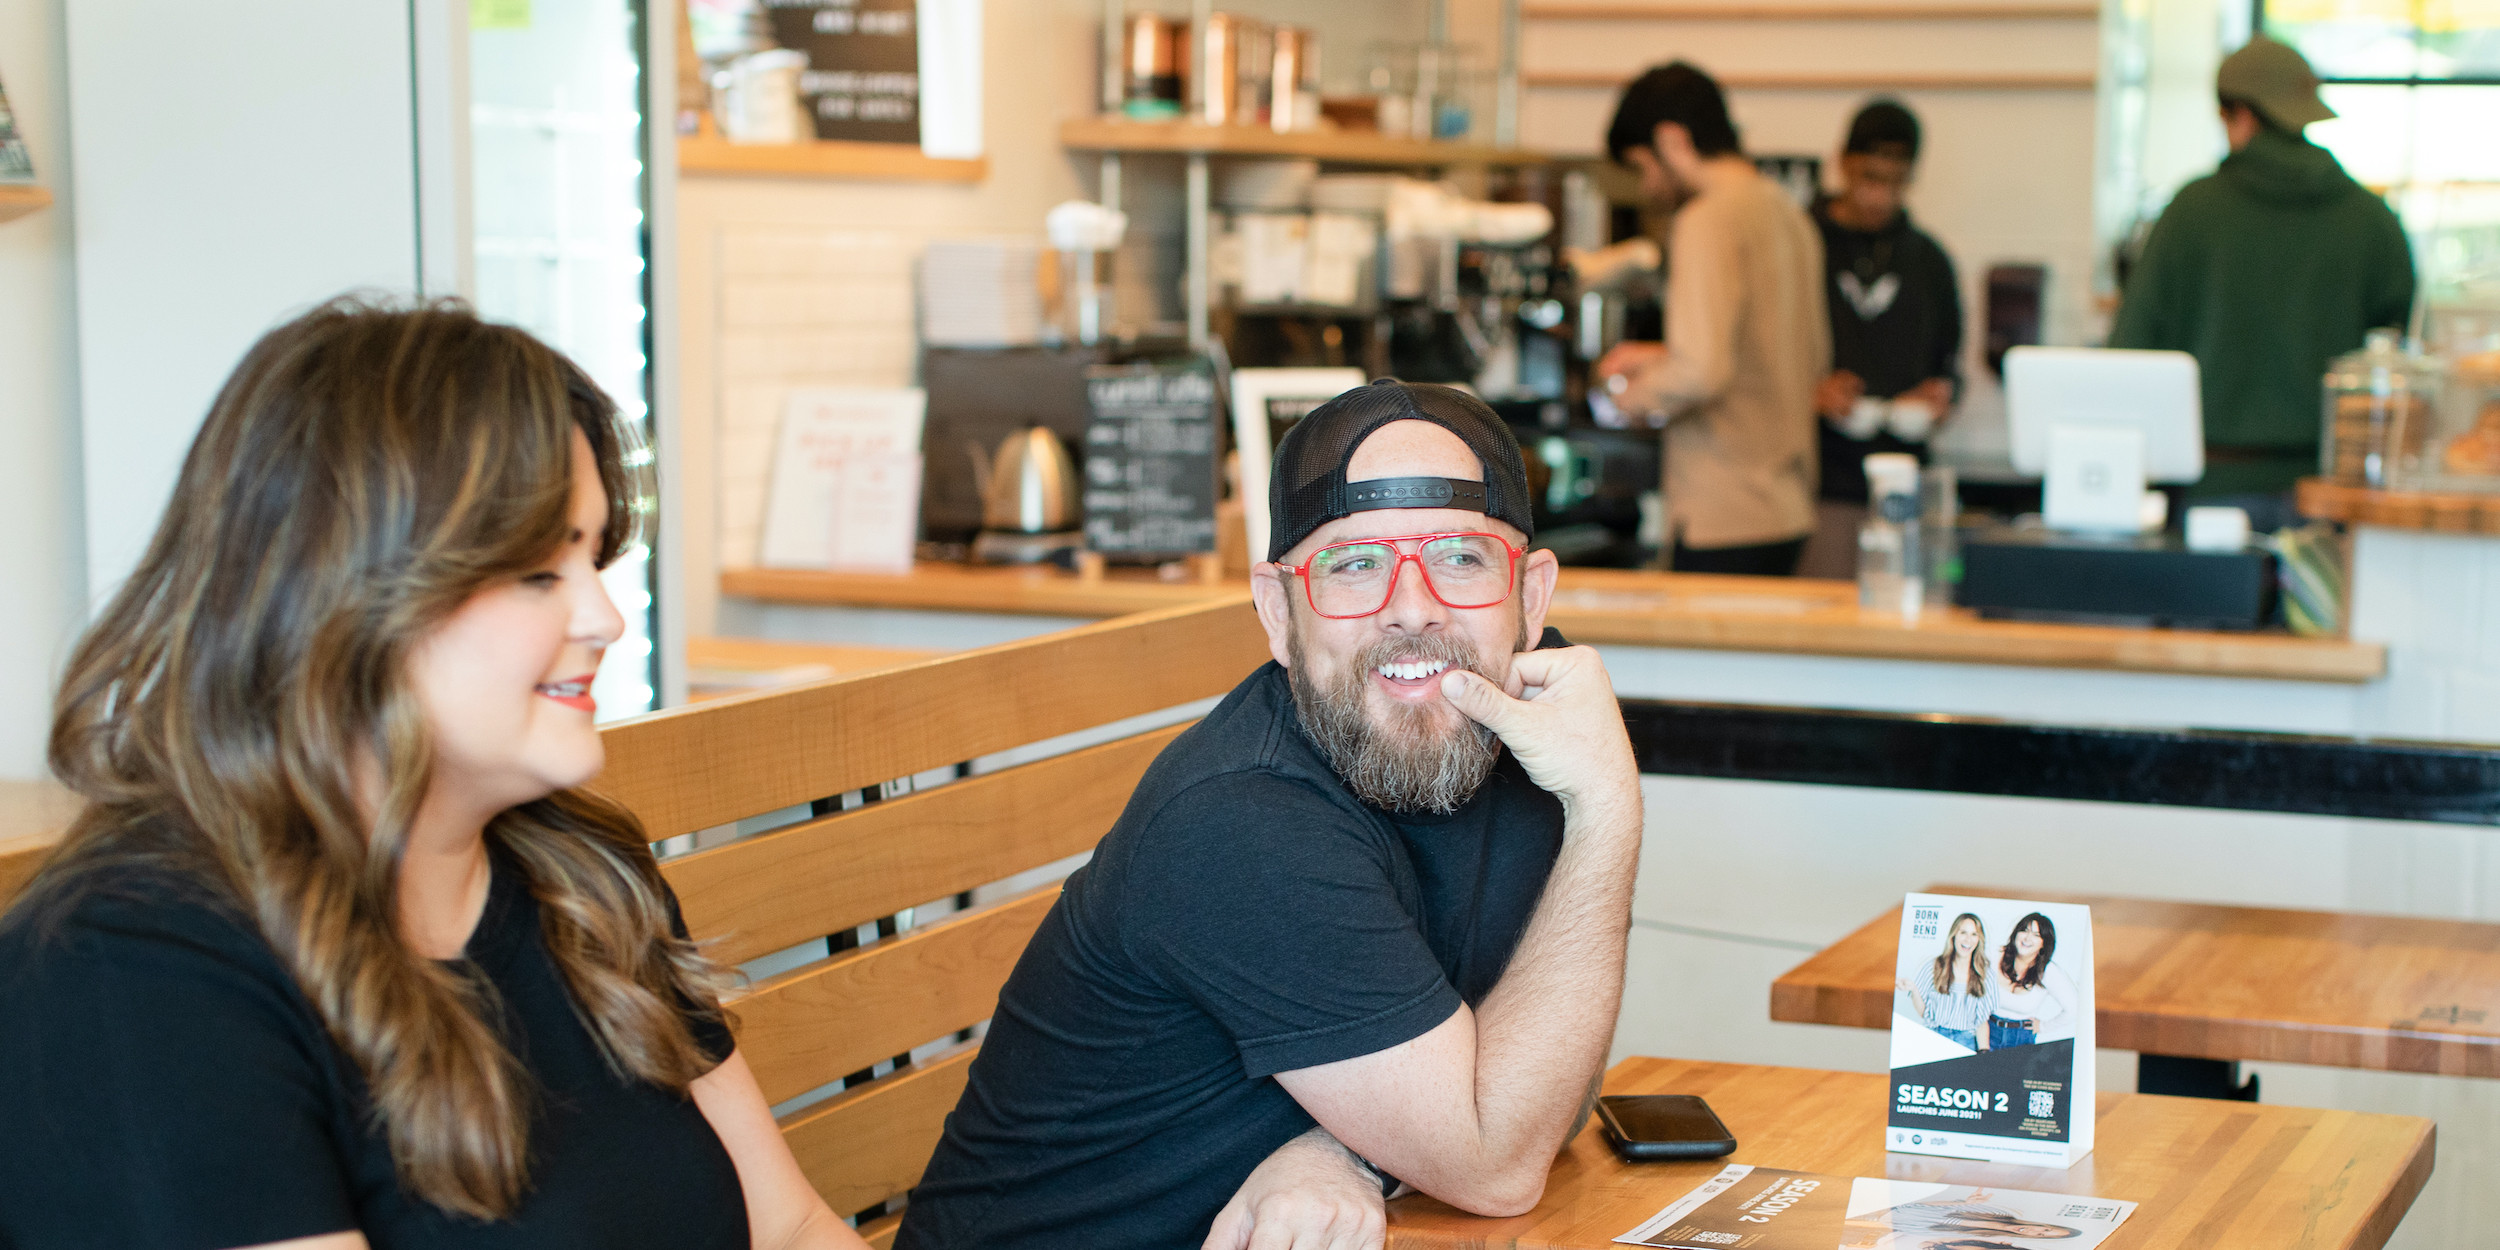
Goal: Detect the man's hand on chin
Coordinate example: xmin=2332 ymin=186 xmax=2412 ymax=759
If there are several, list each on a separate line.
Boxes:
xmin=1438 ymin=646 xmax=1640 ymax=826
xmin=1203 ymin=1127 xmax=1387 ymax=1250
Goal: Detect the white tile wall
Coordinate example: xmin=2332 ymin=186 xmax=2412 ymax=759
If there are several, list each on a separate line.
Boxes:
xmin=2346 ymin=525 xmax=2500 ymax=926
xmin=710 ymin=225 xmax=918 ymax=569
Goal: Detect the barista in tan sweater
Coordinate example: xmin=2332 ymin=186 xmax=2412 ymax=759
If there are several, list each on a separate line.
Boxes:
xmin=1596 ymin=63 xmax=1829 ymax=576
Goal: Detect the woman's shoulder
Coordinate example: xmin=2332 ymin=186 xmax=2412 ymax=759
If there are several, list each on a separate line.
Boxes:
xmin=0 ymin=856 xmax=287 ymax=1002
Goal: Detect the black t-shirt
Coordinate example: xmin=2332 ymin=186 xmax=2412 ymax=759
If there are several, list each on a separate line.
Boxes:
xmin=896 ymin=637 xmax=1570 ymax=1250
xmin=0 ymin=850 xmax=745 ymax=1250
xmin=1814 ymin=198 xmax=1964 ymax=503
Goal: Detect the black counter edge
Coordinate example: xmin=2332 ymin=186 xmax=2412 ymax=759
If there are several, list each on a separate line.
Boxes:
xmin=1620 ymin=699 xmax=2500 ymax=827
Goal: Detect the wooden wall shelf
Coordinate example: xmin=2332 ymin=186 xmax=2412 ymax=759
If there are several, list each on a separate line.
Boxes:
xmin=2298 ymin=476 xmax=2500 ymax=535
xmin=1526 ymin=69 xmax=2097 ymax=90
xmin=0 ymin=185 xmax=55 ymax=223
xmin=1059 ymin=117 xmax=1550 ymax=166
xmin=677 ymin=136 xmax=987 ymax=183
xmin=1529 ymin=1 xmax=2097 ymax=17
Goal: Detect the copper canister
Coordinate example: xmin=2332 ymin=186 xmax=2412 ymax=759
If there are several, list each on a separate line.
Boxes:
xmin=1200 ymin=14 xmax=1273 ymax=126
xmin=1270 ymin=26 xmax=1318 ymax=132
xmin=1122 ymin=14 xmax=1186 ymax=121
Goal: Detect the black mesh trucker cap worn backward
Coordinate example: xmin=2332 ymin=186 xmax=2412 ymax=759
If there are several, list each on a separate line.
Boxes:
xmin=1265 ymin=379 xmax=1535 ymax=563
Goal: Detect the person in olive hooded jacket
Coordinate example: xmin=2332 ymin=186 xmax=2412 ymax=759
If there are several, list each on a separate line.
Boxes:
xmin=2109 ymin=36 xmax=2414 ymax=526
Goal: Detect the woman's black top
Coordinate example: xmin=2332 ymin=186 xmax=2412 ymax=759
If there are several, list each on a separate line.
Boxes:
xmin=0 ymin=853 xmax=747 ymax=1249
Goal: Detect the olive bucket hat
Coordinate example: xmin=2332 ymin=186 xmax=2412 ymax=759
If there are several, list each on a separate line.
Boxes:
xmin=2217 ymin=36 xmax=2336 ymax=130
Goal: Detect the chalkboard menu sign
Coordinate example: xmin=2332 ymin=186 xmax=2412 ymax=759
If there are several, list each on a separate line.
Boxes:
xmin=1083 ymin=362 xmax=1221 ymax=558
xmin=765 ymin=0 xmax=920 ymax=145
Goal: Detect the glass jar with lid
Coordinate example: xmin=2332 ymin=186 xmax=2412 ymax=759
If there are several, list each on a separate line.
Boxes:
xmin=2411 ymin=343 xmax=2500 ymax=494
xmin=2320 ymin=328 xmax=2439 ymax=489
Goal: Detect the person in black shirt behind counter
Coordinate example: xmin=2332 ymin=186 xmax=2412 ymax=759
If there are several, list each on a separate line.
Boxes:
xmin=897 ymin=381 xmax=1644 ymax=1250
xmin=0 ymin=300 xmax=867 ymax=1250
xmin=1799 ymin=99 xmax=1966 ymax=579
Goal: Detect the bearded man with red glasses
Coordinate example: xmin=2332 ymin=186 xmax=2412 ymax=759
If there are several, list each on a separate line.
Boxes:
xmin=900 ymin=381 xmax=1643 ymax=1250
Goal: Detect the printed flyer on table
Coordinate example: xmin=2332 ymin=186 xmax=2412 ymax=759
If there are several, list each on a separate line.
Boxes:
xmin=1615 ymin=1163 xmax=2136 ymax=1249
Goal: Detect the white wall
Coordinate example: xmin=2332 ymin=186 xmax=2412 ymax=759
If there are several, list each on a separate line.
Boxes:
xmin=0 ymin=0 xmax=85 ymax=781
xmin=63 ymin=0 xmax=422 ymax=603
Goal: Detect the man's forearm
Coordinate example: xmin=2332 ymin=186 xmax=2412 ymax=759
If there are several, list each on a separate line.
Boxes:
xmin=1460 ymin=788 xmax=1643 ymax=1192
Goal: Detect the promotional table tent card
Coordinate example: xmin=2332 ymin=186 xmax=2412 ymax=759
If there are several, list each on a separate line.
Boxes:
xmin=1617 ymin=1165 xmax=2137 ymax=1249
xmin=759 ymin=387 xmax=927 ymax=574
xmin=1887 ymin=892 xmax=2095 ymax=1167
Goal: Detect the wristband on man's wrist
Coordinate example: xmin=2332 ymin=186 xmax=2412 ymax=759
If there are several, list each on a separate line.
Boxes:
xmin=1353 ymin=1153 xmax=1401 ymax=1199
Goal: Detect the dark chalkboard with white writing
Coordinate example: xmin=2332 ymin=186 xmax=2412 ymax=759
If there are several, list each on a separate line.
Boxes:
xmin=765 ymin=0 xmax=920 ymax=145
xmin=1083 ymin=362 xmax=1221 ymax=558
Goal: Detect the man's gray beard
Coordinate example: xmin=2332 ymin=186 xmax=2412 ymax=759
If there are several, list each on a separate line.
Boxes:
xmin=1287 ymin=628 xmax=1503 ymax=815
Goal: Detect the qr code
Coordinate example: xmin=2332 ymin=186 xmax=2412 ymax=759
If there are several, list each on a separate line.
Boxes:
xmin=1691 ymin=1234 xmax=1742 ymax=1245
xmin=2028 ymin=1090 xmax=2056 ymax=1117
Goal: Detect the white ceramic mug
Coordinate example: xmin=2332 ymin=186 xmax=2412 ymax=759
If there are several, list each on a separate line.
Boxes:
xmin=1886 ymin=397 xmax=1936 ymax=441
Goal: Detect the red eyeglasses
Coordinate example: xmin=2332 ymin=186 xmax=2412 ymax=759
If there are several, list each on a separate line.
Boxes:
xmin=1281 ymin=532 xmax=1525 ymax=619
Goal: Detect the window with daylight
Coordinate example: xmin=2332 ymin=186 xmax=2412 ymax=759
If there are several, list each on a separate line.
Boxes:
xmin=2261 ymin=0 xmax=2500 ymax=344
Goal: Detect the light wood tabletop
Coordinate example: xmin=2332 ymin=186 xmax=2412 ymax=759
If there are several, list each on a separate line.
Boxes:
xmin=1385 ymin=1056 xmax=2434 ymax=1250
xmin=1771 ymin=886 xmax=2500 ymax=1077
xmin=720 ymin=564 xmax=2386 ymax=683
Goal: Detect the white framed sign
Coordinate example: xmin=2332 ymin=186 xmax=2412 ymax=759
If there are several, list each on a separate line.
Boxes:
xmin=1229 ymin=367 xmax=1364 ymax=562
xmin=760 ymin=387 xmax=926 ymax=574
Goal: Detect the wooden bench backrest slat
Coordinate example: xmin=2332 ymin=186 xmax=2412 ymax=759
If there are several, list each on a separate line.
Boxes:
xmin=782 ymin=1042 xmax=980 ymax=1218
xmin=652 ymin=599 xmax=1261 ymax=1222
xmin=663 ymin=725 xmax=1180 ymax=968
xmin=599 ymin=594 xmax=1261 ymax=841
xmin=733 ymin=886 xmax=1057 ymax=1106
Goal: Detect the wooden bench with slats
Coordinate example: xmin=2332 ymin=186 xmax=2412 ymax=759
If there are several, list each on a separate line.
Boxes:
xmin=0 ymin=593 xmax=1270 ymax=1246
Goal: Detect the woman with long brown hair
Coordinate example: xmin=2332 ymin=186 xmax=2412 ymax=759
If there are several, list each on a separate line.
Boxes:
xmin=1895 ymin=911 xmax=1988 ymax=1050
xmin=1984 ymin=911 xmax=2074 ymax=1050
xmin=0 ymin=299 xmax=867 ymax=1250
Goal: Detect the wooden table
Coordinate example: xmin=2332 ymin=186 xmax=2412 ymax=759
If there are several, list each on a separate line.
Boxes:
xmin=1771 ymin=886 xmax=2500 ymax=1079
xmin=1385 ymin=1057 xmax=2433 ymax=1250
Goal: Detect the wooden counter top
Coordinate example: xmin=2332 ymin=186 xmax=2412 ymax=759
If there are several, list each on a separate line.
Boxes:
xmin=1544 ymin=569 xmax=2384 ymax=682
xmin=2298 ymin=477 xmax=2500 ymax=534
xmin=723 ymin=564 xmax=2386 ymax=684
xmin=722 ymin=564 xmax=1229 ymax=618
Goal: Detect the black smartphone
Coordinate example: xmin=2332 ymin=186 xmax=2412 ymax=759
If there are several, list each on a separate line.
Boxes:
xmin=1595 ymin=1094 xmax=1738 ymax=1162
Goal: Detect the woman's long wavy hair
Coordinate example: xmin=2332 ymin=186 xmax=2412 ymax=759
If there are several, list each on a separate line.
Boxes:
xmin=1928 ymin=913 xmax=1986 ymax=998
xmin=1999 ymin=912 xmax=2056 ymax=991
xmin=25 ymin=297 xmax=727 ymax=1219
